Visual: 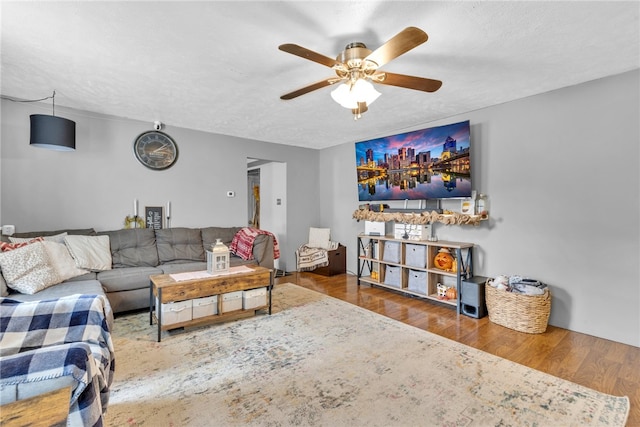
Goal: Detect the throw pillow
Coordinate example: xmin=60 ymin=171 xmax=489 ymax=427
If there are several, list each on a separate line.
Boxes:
xmin=9 ymin=232 xmax=68 ymax=244
xmin=308 ymin=227 xmax=331 ymax=250
xmin=0 ymin=242 xmax=60 ymax=294
xmin=0 ymin=237 xmax=44 ymax=252
xmin=64 ymin=235 xmax=112 ymax=271
xmin=42 ymin=241 xmax=89 ymax=282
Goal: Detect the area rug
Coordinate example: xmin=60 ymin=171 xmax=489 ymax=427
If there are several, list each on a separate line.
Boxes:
xmin=104 ymin=283 xmax=629 ymax=426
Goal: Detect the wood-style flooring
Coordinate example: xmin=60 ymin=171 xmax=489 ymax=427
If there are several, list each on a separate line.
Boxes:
xmin=276 ymin=272 xmax=640 ymax=426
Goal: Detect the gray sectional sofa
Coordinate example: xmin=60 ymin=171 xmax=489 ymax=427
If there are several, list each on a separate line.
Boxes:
xmin=0 ymin=226 xmax=275 ymax=314
xmin=0 ymin=226 xmax=273 ymax=414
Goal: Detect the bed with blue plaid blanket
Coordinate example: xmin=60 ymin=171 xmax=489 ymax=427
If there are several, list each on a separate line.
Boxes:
xmin=0 ymin=294 xmax=115 ymax=427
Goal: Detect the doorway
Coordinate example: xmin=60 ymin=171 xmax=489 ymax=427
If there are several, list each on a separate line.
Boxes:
xmin=247 ymin=159 xmax=288 ymax=272
xmin=247 ymin=168 xmax=260 ymax=228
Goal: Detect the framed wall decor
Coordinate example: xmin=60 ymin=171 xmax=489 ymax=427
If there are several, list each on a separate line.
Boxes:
xmin=145 ymin=206 xmax=164 ymax=229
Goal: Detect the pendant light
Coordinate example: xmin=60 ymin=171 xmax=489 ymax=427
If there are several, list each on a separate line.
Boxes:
xmin=29 ymin=91 xmax=76 ymax=151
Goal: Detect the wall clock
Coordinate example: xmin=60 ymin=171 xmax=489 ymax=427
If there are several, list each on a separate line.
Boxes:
xmin=133 ymin=130 xmax=178 ymax=170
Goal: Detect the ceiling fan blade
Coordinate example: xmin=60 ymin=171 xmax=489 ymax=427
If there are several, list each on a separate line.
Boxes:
xmin=364 ymin=27 xmax=428 ymax=68
xmin=375 ymin=72 xmax=442 ymax=92
xmin=278 ymin=44 xmax=340 ymax=68
xmin=280 ymin=78 xmax=338 ymax=100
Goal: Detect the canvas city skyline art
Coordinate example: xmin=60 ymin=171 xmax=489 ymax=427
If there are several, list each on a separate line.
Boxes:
xmin=355 ymin=120 xmax=472 ymax=201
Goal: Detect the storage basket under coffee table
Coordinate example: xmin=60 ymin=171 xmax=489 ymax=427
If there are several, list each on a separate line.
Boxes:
xmin=485 ymin=280 xmax=551 ymax=334
xmin=150 ymin=265 xmax=273 ymax=342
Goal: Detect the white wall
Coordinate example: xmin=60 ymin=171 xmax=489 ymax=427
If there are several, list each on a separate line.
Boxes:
xmin=319 ymin=70 xmax=640 ymax=347
xmin=0 ymin=102 xmax=319 ymax=270
xmin=254 ymin=162 xmax=287 ymax=271
xmin=2 ymin=70 xmax=637 ymax=346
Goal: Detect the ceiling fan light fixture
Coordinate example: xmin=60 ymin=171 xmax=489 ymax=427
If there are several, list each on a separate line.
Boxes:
xmin=330 ymin=79 xmax=380 ymax=110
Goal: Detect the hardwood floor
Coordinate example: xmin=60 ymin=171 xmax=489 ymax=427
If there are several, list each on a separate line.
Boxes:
xmin=276 ymin=272 xmax=640 ymax=426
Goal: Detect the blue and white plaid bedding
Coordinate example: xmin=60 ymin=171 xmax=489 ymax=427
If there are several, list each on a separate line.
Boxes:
xmin=0 ymin=294 xmax=115 ymax=427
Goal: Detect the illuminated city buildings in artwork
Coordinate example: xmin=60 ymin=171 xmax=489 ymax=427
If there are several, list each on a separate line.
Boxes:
xmin=355 ymin=120 xmax=471 ymax=201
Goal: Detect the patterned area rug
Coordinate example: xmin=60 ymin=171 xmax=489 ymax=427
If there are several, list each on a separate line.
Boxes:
xmin=104 ymin=283 xmax=629 ymax=426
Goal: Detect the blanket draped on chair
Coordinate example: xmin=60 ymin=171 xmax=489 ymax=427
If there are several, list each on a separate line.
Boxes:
xmin=230 ymin=227 xmax=280 ymax=260
xmin=296 ymin=244 xmax=329 ymax=271
xmin=0 ymin=294 xmax=115 ymax=427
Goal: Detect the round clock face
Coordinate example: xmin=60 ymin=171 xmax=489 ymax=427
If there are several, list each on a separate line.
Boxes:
xmin=133 ymin=131 xmax=178 ymax=170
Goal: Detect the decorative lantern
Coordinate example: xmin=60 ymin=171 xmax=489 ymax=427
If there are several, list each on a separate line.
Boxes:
xmin=433 ymin=248 xmax=455 ymax=271
xmin=207 ymin=238 xmax=230 ymax=274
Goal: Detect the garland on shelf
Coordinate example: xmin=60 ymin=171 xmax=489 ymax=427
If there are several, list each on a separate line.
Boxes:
xmin=352 ymin=209 xmax=482 ymax=226
xmin=124 ymin=215 xmax=146 ymax=229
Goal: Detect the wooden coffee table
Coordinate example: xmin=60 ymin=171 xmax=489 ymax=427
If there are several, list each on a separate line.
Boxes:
xmin=149 ymin=265 xmax=273 ymax=342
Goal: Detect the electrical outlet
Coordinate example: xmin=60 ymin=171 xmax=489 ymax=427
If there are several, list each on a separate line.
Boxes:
xmin=2 ymin=225 xmax=15 ymax=236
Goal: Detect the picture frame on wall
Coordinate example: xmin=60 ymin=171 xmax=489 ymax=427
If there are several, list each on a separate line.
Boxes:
xmin=145 ymin=206 xmax=164 ymax=229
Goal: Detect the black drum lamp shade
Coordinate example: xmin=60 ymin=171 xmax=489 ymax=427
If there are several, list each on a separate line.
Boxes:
xmin=30 ymin=114 xmax=76 ymax=151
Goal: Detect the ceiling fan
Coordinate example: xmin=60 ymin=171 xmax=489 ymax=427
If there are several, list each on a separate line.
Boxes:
xmin=279 ymin=27 xmax=442 ymax=119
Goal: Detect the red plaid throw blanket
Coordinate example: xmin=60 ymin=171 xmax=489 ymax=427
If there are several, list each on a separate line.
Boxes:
xmin=230 ymin=228 xmax=280 ymax=260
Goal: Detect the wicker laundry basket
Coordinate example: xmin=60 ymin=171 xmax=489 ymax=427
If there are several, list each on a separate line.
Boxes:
xmin=485 ymin=279 xmax=551 ymax=334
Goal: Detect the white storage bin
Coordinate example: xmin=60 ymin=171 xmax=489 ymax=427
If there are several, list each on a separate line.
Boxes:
xmin=384 ymin=265 xmax=401 ymax=288
xmin=243 ymin=287 xmax=267 ymax=309
xmin=405 ymin=244 xmax=426 ymax=268
xmin=192 ymin=295 xmax=218 ymax=318
xmin=364 ymin=221 xmax=386 ymax=236
xmin=156 ymin=299 xmax=192 ymax=326
xmin=221 ymin=291 xmax=243 ymax=313
xmin=382 ymin=241 xmax=401 ymax=263
xmin=407 ymin=270 xmax=427 ymax=294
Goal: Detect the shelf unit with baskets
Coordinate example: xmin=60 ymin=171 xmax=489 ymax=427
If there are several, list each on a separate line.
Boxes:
xmin=357 ymin=234 xmax=474 ymax=313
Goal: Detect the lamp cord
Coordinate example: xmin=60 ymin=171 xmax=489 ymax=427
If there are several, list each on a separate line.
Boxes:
xmin=1 ymin=91 xmax=56 ymax=114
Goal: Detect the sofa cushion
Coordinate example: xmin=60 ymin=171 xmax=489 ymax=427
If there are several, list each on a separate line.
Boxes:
xmin=0 ymin=242 xmax=60 ymax=294
xmin=155 ymin=228 xmax=205 ymax=264
xmin=5 ymin=279 xmax=106 ymax=306
xmin=2 ymin=228 xmax=96 ymax=242
xmin=63 ymin=271 xmax=98 ymax=282
xmin=97 ymin=266 xmax=163 ymax=293
xmin=100 ymin=228 xmax=159 ymax=268
xmin=9 ymin=232 xmax=67 ymax=244
xmin=159 ymin=262 xmax=208 ymax=275
xmin=201 ymin=226 xmax=242 ymax=248
xmin=64 ymin=235 xmax=112 ymax=272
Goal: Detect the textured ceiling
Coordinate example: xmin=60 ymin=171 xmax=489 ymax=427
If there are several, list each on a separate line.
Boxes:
xmin=1 ymin=1 xmax=638 ymax=149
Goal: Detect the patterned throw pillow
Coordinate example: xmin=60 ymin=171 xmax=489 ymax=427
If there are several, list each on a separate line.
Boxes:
xmin=0 ymin=242 xmax=60 ymax=294
xmin=0 ymin=237 xmax=44 ymax=252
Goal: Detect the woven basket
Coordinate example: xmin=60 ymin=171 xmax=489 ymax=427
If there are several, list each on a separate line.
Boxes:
xmin=485 ymin=280 xmax=551 ymax=334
